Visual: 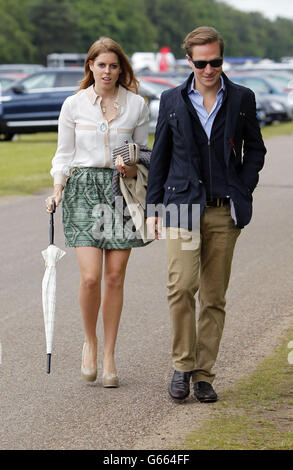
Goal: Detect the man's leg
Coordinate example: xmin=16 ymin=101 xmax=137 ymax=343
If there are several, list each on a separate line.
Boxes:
xmin=166 ymin=227 xmax=201 ymax=399
xmin=192 ymin=206 xmax=241 ymax=388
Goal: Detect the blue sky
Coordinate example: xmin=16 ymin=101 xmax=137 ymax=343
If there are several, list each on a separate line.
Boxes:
xmin=219 ymin=0 xmax=293 ymax=20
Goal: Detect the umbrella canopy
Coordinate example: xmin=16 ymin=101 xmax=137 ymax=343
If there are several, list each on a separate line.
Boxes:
xmin=41 ymin=203 xmax=65 ymax=373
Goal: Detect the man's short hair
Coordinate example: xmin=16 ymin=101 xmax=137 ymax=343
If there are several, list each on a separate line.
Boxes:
xmin=182 ymin=26 xmax=224 ymax=58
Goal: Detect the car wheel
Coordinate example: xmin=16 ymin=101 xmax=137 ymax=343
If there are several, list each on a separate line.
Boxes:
xmin=0 ymin=133 xmax=15 ymax=141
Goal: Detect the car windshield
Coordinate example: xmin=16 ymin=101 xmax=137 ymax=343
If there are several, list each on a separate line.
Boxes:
xmin=230 ymin=76 xmax=272 ymax=93
xmin=0 ymin=77 xmax=16 ymax=91
xmin=20 ymin=73 xmax=56 ymax=90
xmin=55 ymin=72 xmax=83 ymax=87
xmin=139 ymin=80 xmax=171 ymax=96
xmin=266 ymin=75 xmax=293 ymax=91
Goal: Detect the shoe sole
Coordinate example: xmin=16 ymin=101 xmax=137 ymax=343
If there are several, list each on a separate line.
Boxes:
xmin=194 ymin=395 xmax=218 ymax=403
xmin=81 ymin=373 xmax=97 ymax=382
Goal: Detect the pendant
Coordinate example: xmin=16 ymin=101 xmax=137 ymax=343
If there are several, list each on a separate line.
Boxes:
xmin=100 ymin=122 xmax=107 ymax=132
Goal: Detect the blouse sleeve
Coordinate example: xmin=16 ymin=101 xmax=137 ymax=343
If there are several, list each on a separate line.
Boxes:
xmin=50 ymin=96 xmax=75 ymax=186
xmin=132 ymin=98 xmax=149 ymax=147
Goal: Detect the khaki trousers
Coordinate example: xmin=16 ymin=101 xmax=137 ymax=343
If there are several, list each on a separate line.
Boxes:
xmin=166 ymin=205 xmax=241 ymax=383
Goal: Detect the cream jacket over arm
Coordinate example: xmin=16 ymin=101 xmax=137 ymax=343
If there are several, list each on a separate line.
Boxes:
xmin=50 ymin=84 xmax=149 ymax=186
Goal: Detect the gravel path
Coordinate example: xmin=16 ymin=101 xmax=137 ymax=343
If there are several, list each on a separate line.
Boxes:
xmin=0 ymin=135 xmax=292 ymax=450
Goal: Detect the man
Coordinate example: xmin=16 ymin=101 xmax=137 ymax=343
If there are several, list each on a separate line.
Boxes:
xmin=146 ymin=26 xmax=266 ymax=403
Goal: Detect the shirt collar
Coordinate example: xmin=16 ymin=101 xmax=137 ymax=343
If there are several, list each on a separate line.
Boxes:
xmin=188 ymin=74 xmax=225 ymax=97
xmin=85 ymin=84 xmax=127 ymax=107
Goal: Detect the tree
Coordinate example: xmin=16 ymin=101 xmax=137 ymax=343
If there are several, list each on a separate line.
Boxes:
xmin=144 ymin=0 xmax=199 ymax=57
xmin=110 ymin=0 xmax=157 ymax=55
xmin=29 ymin=0 xmax=81 ymax=64
xmin=1 ymin=0 xmax=293 ymax=64
xmin=71 ymin=0 xmax=156 ymax=55
xmin=0 ymin=0 xmax=36 ymax=63
xmin=265 ymin=17 xmax=293 ymax=60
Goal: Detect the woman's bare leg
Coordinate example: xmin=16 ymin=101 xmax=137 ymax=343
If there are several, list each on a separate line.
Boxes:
xmin=102 ymin=249 xmax=131 ymax=375
xmin=75 ymin=246 xmax=103 ymax=369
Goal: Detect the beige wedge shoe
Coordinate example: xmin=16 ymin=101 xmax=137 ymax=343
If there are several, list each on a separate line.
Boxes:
xmin=81 ymin=342 xmax=97 ymax=382
xmin=103 ymin=373 xmax=119 ymax=388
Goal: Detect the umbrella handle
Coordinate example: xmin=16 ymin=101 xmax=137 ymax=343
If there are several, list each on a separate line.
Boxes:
xmin=47 ymin=353 xmax=51 ymax=374
xmin=49 ymin=200 xmax=56 ymax=245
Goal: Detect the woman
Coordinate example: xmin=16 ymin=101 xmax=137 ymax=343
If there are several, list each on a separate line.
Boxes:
xmin=45 ymin=37 xmax=149 ymax=388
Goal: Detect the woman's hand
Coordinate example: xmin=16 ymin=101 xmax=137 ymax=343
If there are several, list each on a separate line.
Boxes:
xmin=146 ymin=216 xmax=162 ymax=240
xmin=114 ymin=155 xmax=137 ymax=178
xmin=45 ymin=185 xmax=63 ymax=213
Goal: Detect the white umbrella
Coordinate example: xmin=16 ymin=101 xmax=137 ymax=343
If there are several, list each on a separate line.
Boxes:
xmin=41 ymin=203 xmax=66 ymax=373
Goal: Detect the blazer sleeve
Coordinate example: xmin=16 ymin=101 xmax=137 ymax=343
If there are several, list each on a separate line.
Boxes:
xmin=145 ymin=91 xmax=172 ymax=216
xmin=239 ymin=89 xmax=267 ymax=193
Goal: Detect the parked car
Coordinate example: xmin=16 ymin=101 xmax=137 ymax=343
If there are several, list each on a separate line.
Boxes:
xmin=0 ymin=75 xmax=18 ymax=93
xmin=255 ymin=98 xmax=267 ymax=127
xmin=0 ymin=69 xmax=174 ymax=140
xmin=227 ymin=73 xmax=292 ymax=122
xmin=138 ymin=75 xmax=177 ymax=88
xmin=253 ymin=93 xmax=287 ymax=125
xmin=251 ymin=71 xmax=293 ymax=93
xmin=137 ymin=70 xmax=190 ymax=86
xmin=0 ymin=64 xmax=44 ymax=79
xmin=0 ymin=68 xmax=84 ymax=140
xmin=138 ymin=78 xmax=175 ymax=133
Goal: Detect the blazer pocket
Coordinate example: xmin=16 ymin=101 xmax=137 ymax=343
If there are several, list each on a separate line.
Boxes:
xmin=167 ymin=114 xmax=182 ymax=134
xmin=163 ymin=181 xmax=190 ymax=205
xmin=164 ymin=181 xmax=190 ymax=194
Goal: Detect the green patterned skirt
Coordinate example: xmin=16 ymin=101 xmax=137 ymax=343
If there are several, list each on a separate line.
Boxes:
xmin=62 ymin=167 xmax=148 ymax=249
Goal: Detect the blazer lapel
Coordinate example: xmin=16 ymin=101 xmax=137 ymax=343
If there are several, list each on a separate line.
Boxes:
xmin=174 ymin=80 xmax=202 ymax=176
xmin=172 ymin=74 xmax=244 ymax=173
xmin=178 ymin=98 xmax=202 ymax=176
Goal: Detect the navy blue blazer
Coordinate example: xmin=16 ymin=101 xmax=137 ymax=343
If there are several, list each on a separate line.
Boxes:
xmin=145 ymin=72 xmax=267 ymax=229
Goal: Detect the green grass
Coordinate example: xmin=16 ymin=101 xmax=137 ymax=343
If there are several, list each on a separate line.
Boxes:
xmin=0 ymin=133 xmax=57 ymax=196
xmin=0 ymin=122 xmax=292 ymax=197
xmin=183 ymin=415 xmax=292 ymax=450
xmin=261 ymin=121 xmax=293 ymax=140
xmin=180 ymin=326 xmax=293 ymax=450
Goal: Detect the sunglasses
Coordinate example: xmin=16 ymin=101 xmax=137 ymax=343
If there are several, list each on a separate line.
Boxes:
xmin=189 ymin=57 xmax=223 ymax=69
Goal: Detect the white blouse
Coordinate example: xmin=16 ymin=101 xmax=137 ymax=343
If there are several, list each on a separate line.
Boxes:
xmin=50 ymin=84 xmax=149 ymax=186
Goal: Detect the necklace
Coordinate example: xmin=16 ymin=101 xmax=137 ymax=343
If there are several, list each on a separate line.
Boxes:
xmin=101 ymin=87 xmax=118 ymax=114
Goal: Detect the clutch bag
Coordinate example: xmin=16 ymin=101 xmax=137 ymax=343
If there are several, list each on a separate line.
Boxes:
xmin=112 ymin=141 xmax=139 ymax=166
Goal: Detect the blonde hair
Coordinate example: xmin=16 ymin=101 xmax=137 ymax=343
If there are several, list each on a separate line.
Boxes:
xmin=182 ymin=26 xmax=224 ymax=58
xmin=78 ymin=37 xmax=139 ymax=93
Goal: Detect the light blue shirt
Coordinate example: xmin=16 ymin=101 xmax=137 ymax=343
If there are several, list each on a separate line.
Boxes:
xmin=188 ymin=75 xmax=225 ymax=139
xmin=188 ymin=76 xmax=238 ymax=224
